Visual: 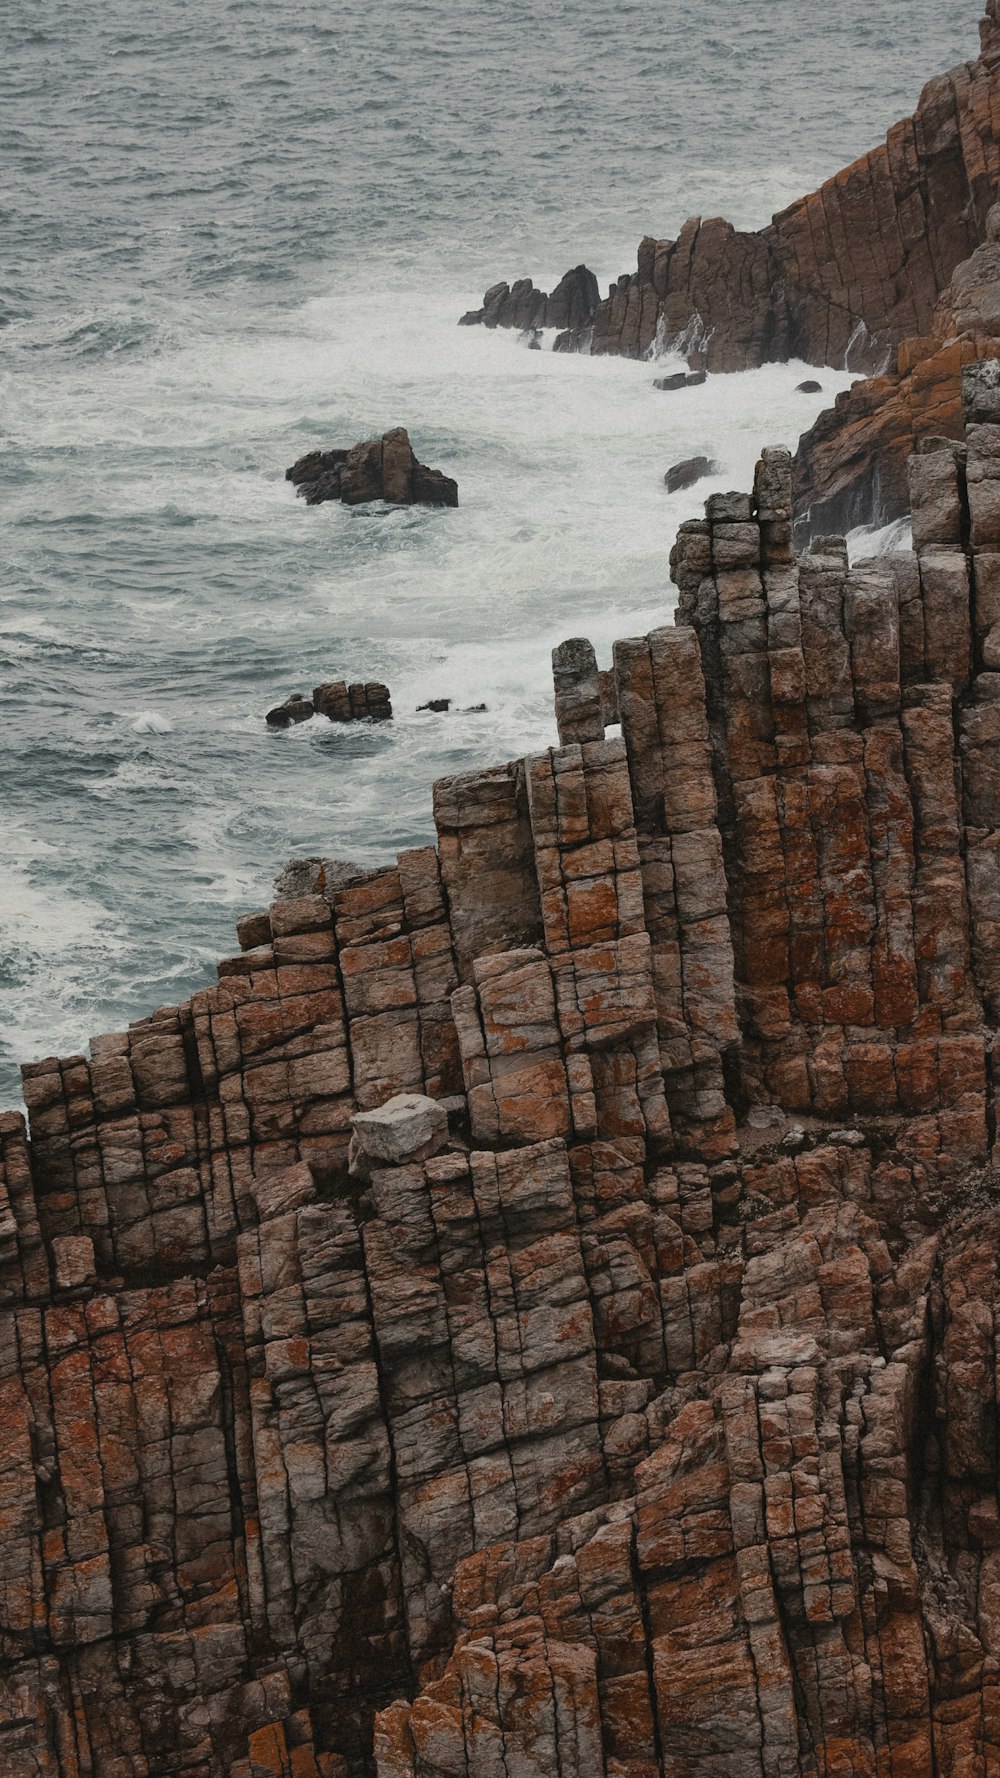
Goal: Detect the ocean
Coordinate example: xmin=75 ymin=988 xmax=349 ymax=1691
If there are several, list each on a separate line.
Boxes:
xmin=0 ymin=0 xmax=979 ymax=1105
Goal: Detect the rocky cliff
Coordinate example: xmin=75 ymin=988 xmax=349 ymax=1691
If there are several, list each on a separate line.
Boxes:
xmin=7 ymin=361 xmax=1000 ymax=1774
xmin=793 ymin=201 xmax=1000 ymax=535
xmin=465 ymin=3 xmax=1000 ymax=378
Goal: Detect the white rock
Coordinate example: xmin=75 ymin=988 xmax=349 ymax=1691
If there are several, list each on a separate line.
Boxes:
xmin=350 ymin=1092 xmax=449 ymax=1167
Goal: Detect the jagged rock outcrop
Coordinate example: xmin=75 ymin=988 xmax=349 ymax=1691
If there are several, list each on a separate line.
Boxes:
xmin=466 ymin=3 xmax=1000 ymax=378
xmin=286 ymin=429 xmax=458 ymax=508
xmin=10 ymin=365 xmax=1000 ymax=1774
xmin=458 ymin=265 xmax=600 ymax=337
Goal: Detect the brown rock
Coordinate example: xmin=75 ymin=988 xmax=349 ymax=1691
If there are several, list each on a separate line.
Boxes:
xmin=286 ymin=429 xmax=457 ymax=507
xmin=9 ymin=330 xmax=1000 ymax=1778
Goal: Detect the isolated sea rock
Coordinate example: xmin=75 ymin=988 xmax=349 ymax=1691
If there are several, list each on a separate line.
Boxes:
xmin=797 ymin=377 xmax=823 ymax=392
xmin=266 ymin=683 xmax=392 ymax=727
xmin=314 ymin=680 xmax=392 ymax=721
xmin=459 ymin=263 xmax=600 ymax=333
xmin=665 ymin=453 xmax=716 ymax=492
xmin=286 ymin=426 xmax=458 ymax=507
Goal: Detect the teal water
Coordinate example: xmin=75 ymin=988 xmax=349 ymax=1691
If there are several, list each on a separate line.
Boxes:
xmin=0 ymin=0 xmax=981 ymax=1101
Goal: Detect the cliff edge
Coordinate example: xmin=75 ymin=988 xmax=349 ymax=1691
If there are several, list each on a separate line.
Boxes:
xmin=6 ymin=363 xmax=1000 ymax=1774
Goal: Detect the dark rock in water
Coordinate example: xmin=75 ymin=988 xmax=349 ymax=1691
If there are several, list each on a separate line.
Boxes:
xmin=527 ymin=330 xmax=542 ymax=350
xmin=685 ymin=370 xmax=707 ymax=386
xmin=460 ymin=265 xmax=600 ymax=336
xmin=464 ymin=703 xmax=488 ymax=712
xmin=797 ymin=378 xmax=823 ymax=392
xmin=283 ymin=448 xmax=349 ymax=505
xmin=653 ymin=372 xmax=689 ymax=391
xmin=266 ymin=695 xmax=314 ymax=728
xmin=314 ymin=680 xmax=392 ymax=721
xmin=418 ymin=698 xmax=452 ymax=713
xmin=286 ymin=428 xmax=457 ymax=508
xmin=665 ymin=454 xmax=717 ymax=493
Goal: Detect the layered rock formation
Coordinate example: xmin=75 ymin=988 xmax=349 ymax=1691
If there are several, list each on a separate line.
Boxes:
xmin=9 ymin=366 xmax=1000 ymax=1775
xmin=463 ymin=3 xmax=1000 ymax=378
xmin=313 ymin=682 xmax=393 ymax=723
xmin=286 ymin=430 xmax=458 ymax=508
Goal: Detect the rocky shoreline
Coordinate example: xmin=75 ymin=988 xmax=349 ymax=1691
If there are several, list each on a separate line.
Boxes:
xmin=12 ymin=12 xmax=1000 ymax=1776
xmin=6 ymin=350 xmax=1000 ymax=1771
xmin=465 ymin=0 xmax=1000 ymax=537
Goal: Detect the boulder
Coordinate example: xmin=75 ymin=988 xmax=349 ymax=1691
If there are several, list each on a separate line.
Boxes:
xmin=418 ymin=698 xmax=451 ymax=713
xmin=797 ymin=378 xmax=823 ymax=392
xmin=265 ymin=695 xmax=314 ymax=728
xmin=665 ymin=454 xmax=716 ymax=493
xmin=349 ymin=1092 xmax=449 ymax=1171
xmin=286 ymin=428 xmax=457 ymax=508
xmin=654 ymin=372 xmax=688 ymax=391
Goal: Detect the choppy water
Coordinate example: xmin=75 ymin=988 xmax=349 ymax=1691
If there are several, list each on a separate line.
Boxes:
xmin=1 ymin=0 xmax=980 ymax=1103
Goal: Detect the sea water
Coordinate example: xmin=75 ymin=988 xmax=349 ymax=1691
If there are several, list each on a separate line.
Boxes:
xmin=0 ymin=0 xmax=979 ymax=1103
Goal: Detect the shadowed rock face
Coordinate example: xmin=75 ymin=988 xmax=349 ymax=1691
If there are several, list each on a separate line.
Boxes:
xmin=9 ymin=365 xmax=1000 ymax=1772
xmin=794 ymin=210 xmax=1000 ymax=537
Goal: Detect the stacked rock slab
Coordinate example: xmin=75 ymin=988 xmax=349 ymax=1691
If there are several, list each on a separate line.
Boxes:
xmin=10 ymin=369 xmax=1000 ymax=1774
xmin=313 ymin=681 xmax=393 ymax=722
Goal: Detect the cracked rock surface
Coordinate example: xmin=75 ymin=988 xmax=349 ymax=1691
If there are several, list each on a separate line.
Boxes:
xmin=11 ymin=371 xmax=1000 ymax=1773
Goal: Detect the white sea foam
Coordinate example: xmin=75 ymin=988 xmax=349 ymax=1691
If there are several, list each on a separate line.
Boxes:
xmin=130 ymin=710 xmax=174 ymax=733
xmin=849 ymin=516 xmax=914 ymax=561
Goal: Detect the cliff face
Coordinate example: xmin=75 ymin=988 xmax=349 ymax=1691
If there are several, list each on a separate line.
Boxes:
xmin=793 ymin=208 xmax=1000 ymax=536
xmin=6 ymin=363 xmax=1000 ymax=1774
xmin=554 ymin=2 xmax=1000 ymax=375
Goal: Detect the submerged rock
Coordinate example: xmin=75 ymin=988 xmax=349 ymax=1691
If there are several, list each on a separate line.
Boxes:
xmin=653 ymin=369 xmax=706 ymax=391
xmin=286 ymin=427 xmax=457 ymax=508
xmin=664 ymin=454 xmax=717 ymax=493
xmin=797 ymin=378 xmax=823 ymax=392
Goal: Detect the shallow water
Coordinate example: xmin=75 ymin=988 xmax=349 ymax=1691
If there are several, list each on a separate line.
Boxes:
xmin=0 ymin=0 xmax=981 ymax=1102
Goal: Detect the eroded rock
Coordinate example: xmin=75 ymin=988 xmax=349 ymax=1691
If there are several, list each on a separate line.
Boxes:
xmin=286 ymin=427 xmax=458 ymax=507
xmin=11 ymin=259 xmax=1000 ymax=1778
